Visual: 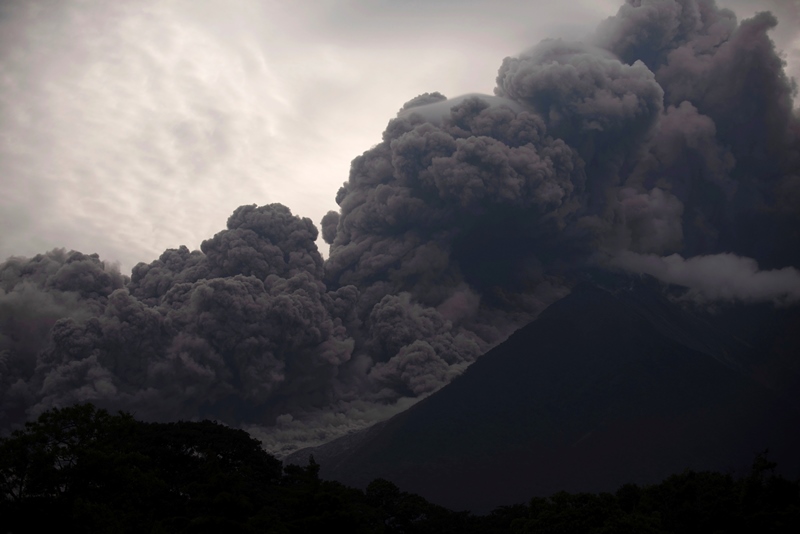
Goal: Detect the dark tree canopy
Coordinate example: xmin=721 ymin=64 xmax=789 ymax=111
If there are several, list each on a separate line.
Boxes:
xmin=1 ymin=404 xmax=798 ymax=533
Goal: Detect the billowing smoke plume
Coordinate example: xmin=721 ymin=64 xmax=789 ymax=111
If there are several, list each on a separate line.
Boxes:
xmin=1 ymin=250 xmax=126 ymax=424
xmin=2 ymin=0 xmax=798 ymax=455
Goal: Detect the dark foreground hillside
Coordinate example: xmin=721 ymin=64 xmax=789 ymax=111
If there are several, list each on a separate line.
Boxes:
xmin=294 ymin=278 xmax=800 ymax=512
xmin=2 ymin=404 xmax=799 ymax=533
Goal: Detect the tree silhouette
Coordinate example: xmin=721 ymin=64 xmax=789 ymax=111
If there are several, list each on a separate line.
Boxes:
xmin=2 ymin=404 xmax=799 ymax=533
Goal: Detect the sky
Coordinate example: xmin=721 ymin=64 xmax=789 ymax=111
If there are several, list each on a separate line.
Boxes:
xmin=2 ymin=0 xmax=798 ymax=274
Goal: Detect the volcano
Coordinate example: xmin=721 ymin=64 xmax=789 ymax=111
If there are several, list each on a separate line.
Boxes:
xmin=289 ymin=276 xmax=800 ymax=512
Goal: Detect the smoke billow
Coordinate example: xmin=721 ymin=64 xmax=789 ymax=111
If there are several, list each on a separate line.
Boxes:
xmin=2 ymin=0 xmax=799 ymax=455
xmin=0 ymin=250 xmax=126 ymax=424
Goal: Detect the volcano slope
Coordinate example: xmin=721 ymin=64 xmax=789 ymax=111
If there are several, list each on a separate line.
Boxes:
xmin=292 ymin=277 xmax=800 ymax=512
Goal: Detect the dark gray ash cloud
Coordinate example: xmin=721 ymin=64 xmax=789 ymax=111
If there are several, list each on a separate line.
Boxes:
xmin=1 ymin=0 xmax=798 ymax=455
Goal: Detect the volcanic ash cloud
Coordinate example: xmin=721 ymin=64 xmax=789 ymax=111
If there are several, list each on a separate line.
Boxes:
xmin=2 ymin=0 xmax=799 ymax=455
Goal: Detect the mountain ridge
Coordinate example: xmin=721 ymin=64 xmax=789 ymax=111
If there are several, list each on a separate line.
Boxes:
xmin=289 ymin=279 xmax=800 ymax=512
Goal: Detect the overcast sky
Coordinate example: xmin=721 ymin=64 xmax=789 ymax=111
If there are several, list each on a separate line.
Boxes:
xmin=2 ymin=0 xmax=798 ymax=274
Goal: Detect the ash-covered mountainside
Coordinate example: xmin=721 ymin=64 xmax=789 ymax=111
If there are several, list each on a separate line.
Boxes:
xmin=2 ymin=0 xmax=800 ymax=453
xmin=293 ymin=275 xmax=800 ymax=512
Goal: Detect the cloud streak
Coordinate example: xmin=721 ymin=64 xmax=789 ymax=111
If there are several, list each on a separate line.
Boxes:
xmin=611 ymin=251 xmax=800 ymax=305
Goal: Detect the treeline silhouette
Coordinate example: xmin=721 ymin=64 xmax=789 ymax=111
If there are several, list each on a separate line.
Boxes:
xmin=1 ymin=404 xmax=798 ymax=533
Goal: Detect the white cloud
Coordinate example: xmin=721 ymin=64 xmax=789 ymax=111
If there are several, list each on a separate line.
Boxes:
xmin=611 ymin=251 xmax=800 ymax=305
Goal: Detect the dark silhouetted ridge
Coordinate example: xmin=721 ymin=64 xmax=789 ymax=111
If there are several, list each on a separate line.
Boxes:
xmin=299 ymin=279 xmax=800 ymax=512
